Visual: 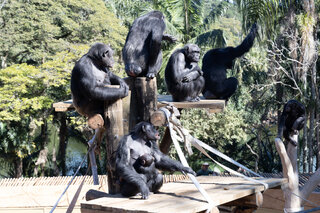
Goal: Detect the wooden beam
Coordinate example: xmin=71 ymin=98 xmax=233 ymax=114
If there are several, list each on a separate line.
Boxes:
xmin=157 ymin=95 xmax=225 ymax=112
xmin=52 ymin=96 xmax=225 ymax=113
xmin=223 ymin=191 xmax=263 ymax=207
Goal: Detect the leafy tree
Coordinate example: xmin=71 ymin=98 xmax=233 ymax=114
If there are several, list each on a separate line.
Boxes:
xmin=0 ymin=0 xmax=127 ymax=68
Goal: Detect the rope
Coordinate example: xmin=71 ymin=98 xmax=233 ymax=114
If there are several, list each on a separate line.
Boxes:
xmin=160 ymin=107 xmax=216 ymax=212
xmin=49 ymin=145 xmax=92 ymax=213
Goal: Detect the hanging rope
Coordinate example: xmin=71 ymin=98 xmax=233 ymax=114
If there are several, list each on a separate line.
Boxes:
xmin=159 ymin=106 xmax=269 ymax=191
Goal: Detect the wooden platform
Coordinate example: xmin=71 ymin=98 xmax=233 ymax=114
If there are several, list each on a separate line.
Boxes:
xmin=81 ymin=176 xmax=287 ymax=213
xmin=52 ymin=96 xmax=225 ymax=113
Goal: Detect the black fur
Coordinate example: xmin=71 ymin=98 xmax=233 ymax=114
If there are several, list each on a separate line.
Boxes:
xmin=277 ymin=100 xmax=306 ymax=146
xmin=202 ymin=24 xmax=257 ymax=100
xmin=116 ymin=122 xmax=195 ymax=199
xmin=165 ymin=44 xmax=205 ymax=102
xmin=71 ymin=43 xmax=128 ymax=118
xmin=122 ymin=11 xmax=176 ymax=79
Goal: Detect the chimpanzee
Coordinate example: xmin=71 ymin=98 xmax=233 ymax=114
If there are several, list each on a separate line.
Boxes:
xmin=122 ymin=11 xmax=176 ymax=79
xmin=165 ymin=44 xmax=205 ymax=102
xmin=71 ymin=43 xmax=129 ymax=127
xmin=116 ymin=122 xmax=196 ymax=199
xmin=277 ymin=100 xmax=306 ymax=146
xmin=202 ymin=24 xmax=257 ymax=100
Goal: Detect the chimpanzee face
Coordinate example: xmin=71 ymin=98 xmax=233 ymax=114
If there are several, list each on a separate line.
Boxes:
xmin=88 ymin=43 xmax=114 ymax=70
xmin=142 ymin=123 xmax=160 ymax=140
xmin=185 ymin=44 xmax=200 ymax=62
xmin=101 ymin=45 xmax=114 ymax=69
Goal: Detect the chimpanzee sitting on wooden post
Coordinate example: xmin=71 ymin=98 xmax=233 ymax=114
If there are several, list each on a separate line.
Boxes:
xmin=277 ymin=100 xmax=306 ymax=146
xmin=116 ymin=122 xmax=196 ymax=199
xmin=71 ymin=42 xmax=129 ymax=128
xmin=122 ymin=11 xmax=176 ymax=79
xmin=202 ymin=24 xmax=257 ymax=100
xmin=165 ymin=44 xmax=205 ymax=102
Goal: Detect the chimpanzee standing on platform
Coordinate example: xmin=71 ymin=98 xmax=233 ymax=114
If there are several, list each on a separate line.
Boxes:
xmin=122 ymin=11 xmax=176 ymax=79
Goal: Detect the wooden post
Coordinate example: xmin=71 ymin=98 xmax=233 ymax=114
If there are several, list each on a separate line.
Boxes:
xmin=104 ymin=99 xmax=124 ymax=194
xmin=150 ymin=109 xmax=173 ymax=154
xmin=127 ymin=77 xmax=157 ymax=130
xmin=274 ymin=135 xmax=301 ymax=211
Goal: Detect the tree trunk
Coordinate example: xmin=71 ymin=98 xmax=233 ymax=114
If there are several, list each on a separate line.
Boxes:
xmin=58 ymin=113 xmax=68 ymax=176
xmin=14 ymin=157 xmax=23 ymax=178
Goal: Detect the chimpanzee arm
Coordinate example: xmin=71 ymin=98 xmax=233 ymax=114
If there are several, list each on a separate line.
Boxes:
xmin=116 ymin=136 xmax=150 ymax=198
xmin=292 ymin=116 xmax=305 ymax=130
xmin=162 ymin=34 xmax=177 ymax=43
xmin=277 ymin=112 xmax=287 ymax=139
xmin=173 ymin=53 xmax=201 ymax=83
xmin=152 ymin=142 xmax=196 ymax=176
xmin=231 ymin=23 xmax=257 ymax=59
xmin=109 ymin=71 xmax=129 ymax=92
xmin=78 ymin=61 xmax=127 ymax=101
xmin=147 ymin=23 xmax=164 ymax=78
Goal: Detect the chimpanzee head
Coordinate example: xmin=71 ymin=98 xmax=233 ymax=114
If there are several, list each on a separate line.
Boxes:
xmin=138 ymin=154 xmax=154 ymax=167
xmin=131 ymin=121 xmax=160 ymax=141
xmin=184 ymin=44 xmax=200 ymax=63
xmin=125 ymin=63 xmax=142 ymax=77
xmin=88 ymin=43 xmax=114 ymax=70
xmin=285 ymin=100 xmax=305 ymax=116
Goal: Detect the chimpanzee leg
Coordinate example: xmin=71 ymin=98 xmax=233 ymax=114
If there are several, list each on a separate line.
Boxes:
xmin=148 ymin=173 xmax=163 ymax=193
xmin=120 ymin=181 xmax=140 ymax=197
xmin=188 ymin=76 xmax=205 ymax=101
xmin=220 ymin=77 xmax=238 ymax=99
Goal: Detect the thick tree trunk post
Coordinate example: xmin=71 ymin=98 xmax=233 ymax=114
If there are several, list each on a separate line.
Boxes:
xmin=275 ymin=134 xmax=301 ymax=211
xmin=127 ymin=77 xmax=157 ymax=130
xmin=104 ymin=99 xmax=124 ymax=194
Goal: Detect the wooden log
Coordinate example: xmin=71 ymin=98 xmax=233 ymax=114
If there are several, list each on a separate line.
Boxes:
xmin=127 ymin=77 xmax=157 ymax=130
xmin=150 ymin=110 xmax=167 ymax=127
xmin=104 ymin=99 xmax=124 ymax=194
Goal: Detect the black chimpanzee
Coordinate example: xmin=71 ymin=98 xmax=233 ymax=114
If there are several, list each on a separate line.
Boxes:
xmin=202 ymin=24 xmax=257 ymax=100
xmin=277 ymin=100 xmax=306 ymax=146
xmin=165 ymin=44 xmax=205 ymax=102
xmin=116 ymin=122 xmax=196 ymax=199
xmin=71 ymin=43 xmax=129 ymax=127
xmin=122 ymin=11 xmax=176 ymax=79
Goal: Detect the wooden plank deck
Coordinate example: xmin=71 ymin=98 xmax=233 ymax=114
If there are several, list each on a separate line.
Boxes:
xmin=52 ymin=96 xmax=225 ymax=113
xmin=81 ymin=176 xmax=287 ymax=213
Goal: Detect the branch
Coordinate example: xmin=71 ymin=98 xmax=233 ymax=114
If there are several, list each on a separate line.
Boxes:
xmin=300 ymin=167 xmax=320 ymax=204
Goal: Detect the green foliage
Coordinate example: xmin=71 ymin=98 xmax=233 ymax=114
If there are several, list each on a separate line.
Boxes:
xmin=0 ymin=64 xmax=52 ymax=121
xmin=0 ymin=0 xmax=127 ymax=67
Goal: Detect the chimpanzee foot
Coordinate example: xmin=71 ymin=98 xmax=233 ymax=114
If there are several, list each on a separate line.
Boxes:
xmin=203 ymin=91 xmax=217 ymax=99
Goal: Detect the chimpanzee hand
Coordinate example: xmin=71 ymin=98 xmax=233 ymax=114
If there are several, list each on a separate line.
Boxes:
xmin=118 ymin=82 xmax=129 ymax=98
xmin=181 ymin=166 xmax=196 ymax=176
xmin=182 ymin=75 xmax=191 ymax=82
xmin=140 ymin=184 xmax=150 ymax=199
